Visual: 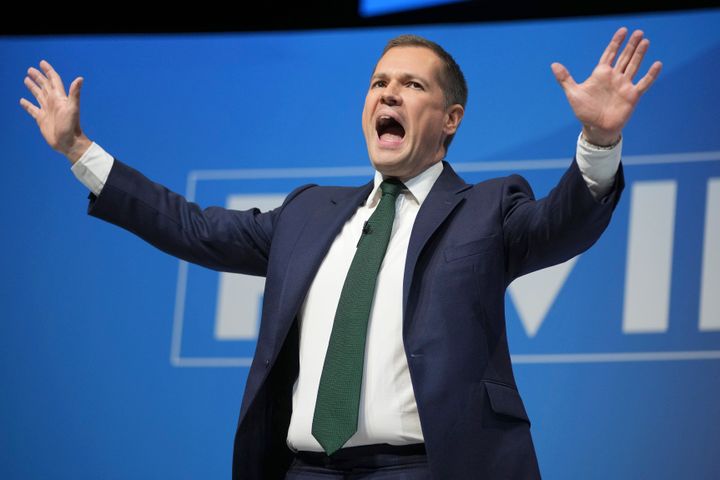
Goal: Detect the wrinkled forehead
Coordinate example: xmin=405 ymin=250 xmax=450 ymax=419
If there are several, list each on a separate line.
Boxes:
xmin=371 ymin=46 xmax=444 ymax=83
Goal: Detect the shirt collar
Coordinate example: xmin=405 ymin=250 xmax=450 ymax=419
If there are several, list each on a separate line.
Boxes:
xmin=366 ymin=161 xmax=444 ymax=208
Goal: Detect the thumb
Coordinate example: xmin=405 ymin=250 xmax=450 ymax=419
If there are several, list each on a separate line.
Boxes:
xmin=550 ymin=62 xmax=576 ymax=91
xmin=68 ymin=76 xmax=83 ymax=103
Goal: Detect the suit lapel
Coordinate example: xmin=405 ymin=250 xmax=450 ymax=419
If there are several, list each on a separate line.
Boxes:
xmin=403 ymin=161 xmax=471 ymax=322
xmin=272 ymin=181 xmax=374 ymax=351
xmin=239 ymin=181 xmax=376 ymax=427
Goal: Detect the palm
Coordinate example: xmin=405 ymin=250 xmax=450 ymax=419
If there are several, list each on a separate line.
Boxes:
xmin=40 ymin=91 xmax=80 ymax=151
xmin=551 ymin=27 xmax=662 ymax=146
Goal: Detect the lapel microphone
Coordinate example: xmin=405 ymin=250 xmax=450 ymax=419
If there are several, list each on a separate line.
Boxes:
xmin=357 ymin=220 xmax=372 ymax=248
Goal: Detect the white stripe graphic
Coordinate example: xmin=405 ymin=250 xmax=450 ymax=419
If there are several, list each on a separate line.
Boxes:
xmin=699 ymin=178 xmax=720 ymax=331
xmin=623 ymin=181 xmax=677 ymax=333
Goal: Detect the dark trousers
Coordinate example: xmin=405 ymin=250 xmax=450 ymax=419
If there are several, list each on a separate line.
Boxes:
xmin=285 ymin=443 xmax=431 ymax=479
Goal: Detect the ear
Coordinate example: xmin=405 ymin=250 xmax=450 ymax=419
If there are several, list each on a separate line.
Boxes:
xmin=443 ymin=104 xmax=464 ymax=136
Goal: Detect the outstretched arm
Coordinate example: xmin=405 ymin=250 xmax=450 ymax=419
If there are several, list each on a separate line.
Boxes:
xmin=17 ymin=60 xmax=306 ymax=275
xmin=551 ymin=27 xmax=663 ymax=147
xmin=19 ymin=60 xmax=92 ymax=164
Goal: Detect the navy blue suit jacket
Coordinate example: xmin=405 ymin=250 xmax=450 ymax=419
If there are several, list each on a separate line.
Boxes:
xmin=86 ymin=157 xmax=624 ymax=479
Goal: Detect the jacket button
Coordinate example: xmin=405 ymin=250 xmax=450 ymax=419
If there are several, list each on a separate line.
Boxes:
xmin=264 ymin=359 xmax=270 ymax=367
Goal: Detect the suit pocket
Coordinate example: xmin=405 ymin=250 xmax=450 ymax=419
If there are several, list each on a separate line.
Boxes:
xmin=483 ymin=380 xmax=531 ymax=425
xmin=443 ymin=235 xmax=499 ymax=262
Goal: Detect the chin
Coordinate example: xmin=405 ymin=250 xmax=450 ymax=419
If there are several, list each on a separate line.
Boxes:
xmin=369 ymin=155 xmax=407 ymax=177
xmin=369 ymin=143 xmax=408 ymax=165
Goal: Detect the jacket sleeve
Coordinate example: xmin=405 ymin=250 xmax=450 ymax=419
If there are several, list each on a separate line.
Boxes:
xmin=85 ymin=157 xmax=314 ymax=276
xmin=501 ymin=156 xmax=625 ymax=282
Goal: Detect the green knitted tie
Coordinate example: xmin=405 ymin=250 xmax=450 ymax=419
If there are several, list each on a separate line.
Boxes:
xmin=311 ymin=178 xmax=405 ymax=455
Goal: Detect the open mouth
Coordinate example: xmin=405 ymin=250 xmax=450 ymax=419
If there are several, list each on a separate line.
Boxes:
xmin=375 ymin=115 xmax=406 ymax=145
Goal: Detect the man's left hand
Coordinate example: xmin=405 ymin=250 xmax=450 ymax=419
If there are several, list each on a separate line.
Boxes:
xmin=551 ymin=27 xmax=663 ymax=146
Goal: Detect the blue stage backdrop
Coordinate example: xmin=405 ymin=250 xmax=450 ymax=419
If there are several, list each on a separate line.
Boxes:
xmin=2 ymin=8 xmax=719 ymax=479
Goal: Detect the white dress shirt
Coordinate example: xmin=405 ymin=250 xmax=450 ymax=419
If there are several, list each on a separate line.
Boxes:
xmin=70 ymin=132 xmax=622 ymax=452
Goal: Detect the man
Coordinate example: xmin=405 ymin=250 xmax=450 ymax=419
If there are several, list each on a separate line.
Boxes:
xmin=20 ymin=28 xmax=661 ymax=479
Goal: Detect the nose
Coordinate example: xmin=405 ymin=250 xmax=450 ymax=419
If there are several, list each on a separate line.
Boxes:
xmin=380 ymin=82 xmax=402 ymax=106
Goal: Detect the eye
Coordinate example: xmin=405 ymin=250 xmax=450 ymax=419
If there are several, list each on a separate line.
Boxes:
xmin=371 ymin=80 xmax=387 ymax=88
xmin=407 ymin=81 xmax=424 ymax=90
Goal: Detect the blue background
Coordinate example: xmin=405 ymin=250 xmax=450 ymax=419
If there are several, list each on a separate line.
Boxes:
xmin=2 ymin=8 xmax=720 ymax=479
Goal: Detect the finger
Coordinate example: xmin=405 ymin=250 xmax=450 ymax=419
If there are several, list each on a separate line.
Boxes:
xmin=19 ymin=97 xmax=40 ymax=120
xmin=39 ymin=59 xmax=65 ymax=93
xmin=68 ymin=77 xmax=83 ymax=104
xmin=636 ymin=61 xmax=663 ymax=95
xmin=551 ymin=62 xmax=577 ymax=92
xmin=625 ymin=38 xmax=649 ymax=80
xmin=598 ymin=27 xmax=628 ymax=65
xmin=27 ymin=66 xmax=51 ymax=94
xmin=23 ymin=75 xmax=44 ymax=103
xmin=615 ymin=29 xmax=644 ymax=73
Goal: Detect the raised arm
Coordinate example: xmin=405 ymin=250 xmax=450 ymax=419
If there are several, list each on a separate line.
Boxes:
xmin=19 ymin=59 xmax=92 ymax=164
xmin=503 ymin=26 xmax=663 ymax=280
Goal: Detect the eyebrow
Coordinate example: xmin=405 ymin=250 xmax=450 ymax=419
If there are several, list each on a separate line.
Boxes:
xmin=370 ymin=72 xmax=431 ymax=85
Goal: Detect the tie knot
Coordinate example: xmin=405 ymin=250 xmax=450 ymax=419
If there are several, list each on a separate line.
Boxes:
xmin=380 ymin=178 xmax=405 ymax=198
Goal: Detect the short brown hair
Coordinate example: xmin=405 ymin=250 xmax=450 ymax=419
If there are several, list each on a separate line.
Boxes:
xmin=379 ymin=34 xmax=468 ymax=152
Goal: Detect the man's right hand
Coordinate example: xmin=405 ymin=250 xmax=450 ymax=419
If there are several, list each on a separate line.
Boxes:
xmin=19 ymin=59 xmax=92 ymax=165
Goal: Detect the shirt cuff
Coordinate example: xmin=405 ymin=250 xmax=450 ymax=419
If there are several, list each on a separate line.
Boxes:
xmin=70 ymin=141 xmax=114 ymax=197
xmin=575 ymin=131 xmax=622 ymax=200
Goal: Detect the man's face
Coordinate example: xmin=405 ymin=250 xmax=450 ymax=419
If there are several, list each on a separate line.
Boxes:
xmin=362 ymin=46 xmax=463 ymax=181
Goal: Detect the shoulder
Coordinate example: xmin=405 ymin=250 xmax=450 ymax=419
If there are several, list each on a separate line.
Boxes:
xmin=275 ymin=183 xmax=371 ymax=219
xmin=461 ymin=173 xmax=534 ymax=201
xmin=443 ymin=161 xmax=529 ymax=193
xmin=282 ymin=183 xmax=366 ymax=204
